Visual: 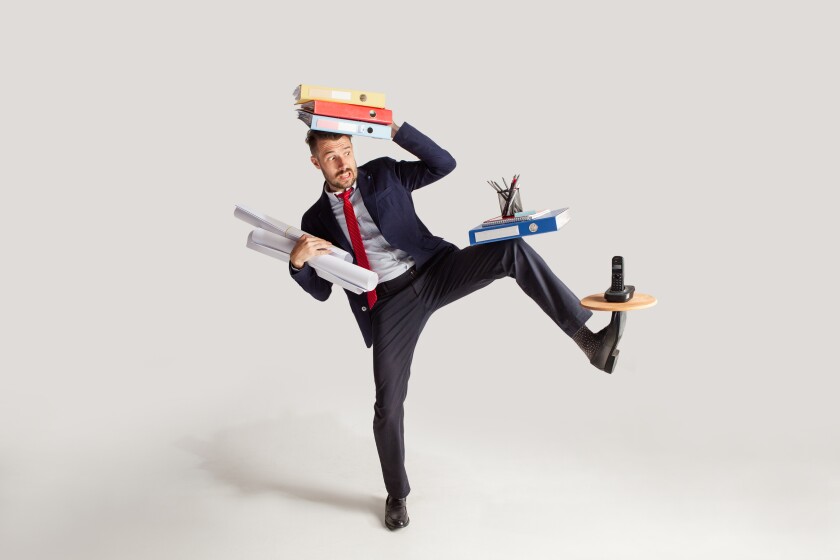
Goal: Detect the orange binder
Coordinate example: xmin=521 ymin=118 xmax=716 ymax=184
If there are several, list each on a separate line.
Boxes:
xmin=298 ymin=100 xmax=393 ymax=125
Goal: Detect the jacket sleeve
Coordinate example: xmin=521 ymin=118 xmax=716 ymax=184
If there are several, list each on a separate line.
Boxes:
xmin=289 ymin=213 xmax=333 ymax=302
xmin=391 ymin=122 xmax=457 ymax=192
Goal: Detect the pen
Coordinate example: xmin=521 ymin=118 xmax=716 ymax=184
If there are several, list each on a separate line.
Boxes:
xmin=507 ymin=175 xmax=520 ymax=215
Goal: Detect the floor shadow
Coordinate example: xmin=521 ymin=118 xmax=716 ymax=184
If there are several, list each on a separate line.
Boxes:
xmin=175 ymin=413 xmax=383 ymax=523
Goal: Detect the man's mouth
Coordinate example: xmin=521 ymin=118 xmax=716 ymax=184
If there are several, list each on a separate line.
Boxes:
xmin=338 ymin=170 xmax=352 ymax=180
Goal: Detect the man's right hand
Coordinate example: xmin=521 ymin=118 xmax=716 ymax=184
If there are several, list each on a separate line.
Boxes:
xmin=290 ymin=234 xmax=334 ymax=269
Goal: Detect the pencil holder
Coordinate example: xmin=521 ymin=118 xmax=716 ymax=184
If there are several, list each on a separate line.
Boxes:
xmin=498 ymin=189 xmax=523 ymax=217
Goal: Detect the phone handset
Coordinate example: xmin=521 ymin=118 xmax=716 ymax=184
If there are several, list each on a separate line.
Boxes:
xmin=605 ymin=255 xmax=635 ymax=302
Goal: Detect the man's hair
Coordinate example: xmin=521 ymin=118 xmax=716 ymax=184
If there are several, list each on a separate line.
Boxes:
xmin=305 ymin=129 xmax=351 ymax=156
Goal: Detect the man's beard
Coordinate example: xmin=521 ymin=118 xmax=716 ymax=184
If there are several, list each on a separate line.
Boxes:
xmin=326 ymin=167 xmax=356 ymax=192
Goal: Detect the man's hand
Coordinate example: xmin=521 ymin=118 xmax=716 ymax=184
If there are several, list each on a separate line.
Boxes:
xmin=290 ymin=234 xmax=333 ymax=269
xmin=390 ymin=121 xmax=401 ymax=139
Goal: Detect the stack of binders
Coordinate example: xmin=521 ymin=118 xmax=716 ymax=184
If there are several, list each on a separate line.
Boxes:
xmin=294 ymin=84 xmax=393 ymax=140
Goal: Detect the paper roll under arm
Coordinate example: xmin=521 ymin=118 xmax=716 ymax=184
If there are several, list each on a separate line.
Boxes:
xmin=247 ymin=229 xmax=378 ymax=293
xmin=234 ymin=205 xmax=352 ymax=262
xmin=246 ymin=235 xmax=363 ymax=294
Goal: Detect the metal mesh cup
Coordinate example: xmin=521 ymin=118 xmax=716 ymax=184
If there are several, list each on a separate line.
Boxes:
xmin=497 ymin=189 xmax=523 ymax=216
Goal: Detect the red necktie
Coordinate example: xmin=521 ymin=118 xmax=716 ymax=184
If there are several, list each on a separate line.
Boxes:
xmin=338 ymin=188 xmax=377 ymax=309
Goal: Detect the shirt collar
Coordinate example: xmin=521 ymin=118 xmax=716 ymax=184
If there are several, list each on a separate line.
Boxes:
xmin=325 ymin=181 xmax=357 ymax=199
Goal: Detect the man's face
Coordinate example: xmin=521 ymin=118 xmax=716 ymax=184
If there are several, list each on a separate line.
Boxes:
xmin=311 ymin=136 xmax=357 ymax=193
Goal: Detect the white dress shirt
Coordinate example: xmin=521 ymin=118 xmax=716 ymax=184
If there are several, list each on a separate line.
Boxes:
xmin=328 ymin=183 xmax=415 ymax=283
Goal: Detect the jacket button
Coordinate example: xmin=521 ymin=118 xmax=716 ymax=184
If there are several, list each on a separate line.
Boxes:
xmin=361 ymin=306 xmax=368 ymax=312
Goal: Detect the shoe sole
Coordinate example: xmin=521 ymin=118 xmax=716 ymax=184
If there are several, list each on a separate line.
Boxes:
xmin=612 ymin=310 xmax=626 ymax=345
xmin=604 ymin=348 xmax=619 ymax=374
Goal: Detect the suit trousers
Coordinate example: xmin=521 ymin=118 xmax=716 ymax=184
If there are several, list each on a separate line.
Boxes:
xmin=369 ymin=238 xmax=593 ymax=498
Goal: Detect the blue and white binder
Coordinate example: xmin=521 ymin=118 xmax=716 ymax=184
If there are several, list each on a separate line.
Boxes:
xmin=468 ymin=208 xmax=570 ymax=245
xmin=297 ymin=111 xmax=391 ymax=139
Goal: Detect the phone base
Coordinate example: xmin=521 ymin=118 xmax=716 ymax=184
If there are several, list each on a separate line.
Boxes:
xmin=604 ymin=285 xmax=635 ymax=303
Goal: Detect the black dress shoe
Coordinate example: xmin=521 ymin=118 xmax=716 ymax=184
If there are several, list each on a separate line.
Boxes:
xmin=384 ymin=495 xmax=409 ymax=530
xmin=590 ymin=311 xmax=626 ymax=374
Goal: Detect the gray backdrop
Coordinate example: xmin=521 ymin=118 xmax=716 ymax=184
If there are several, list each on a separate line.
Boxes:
xmin=2 ymin=1 xmax=838 ymax=558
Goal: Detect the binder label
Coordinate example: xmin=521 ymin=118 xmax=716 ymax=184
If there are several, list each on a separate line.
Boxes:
xmin=316 ymin=118 xmax=340 ymax=131
xmin=475 ymin=225 xmax=519 ymax=243
xmin=331 ymin=91 xmax=352 ymax=100
xmin=309 ymin=88 xmax=332 ymax=98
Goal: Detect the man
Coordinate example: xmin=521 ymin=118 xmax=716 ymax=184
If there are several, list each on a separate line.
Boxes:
xmin=289 ymin=119 xmax=624 ymax=530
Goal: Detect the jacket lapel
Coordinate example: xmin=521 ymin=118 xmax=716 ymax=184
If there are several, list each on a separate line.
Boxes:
xmin=356 ymin=168 xmax=384 ymax=231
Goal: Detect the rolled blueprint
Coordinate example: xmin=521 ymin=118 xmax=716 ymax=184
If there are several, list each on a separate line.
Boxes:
xmin=246 ymin=229 xmax=378 ymax=294
xmin=234 ymin=204 xmax=352 ymax=263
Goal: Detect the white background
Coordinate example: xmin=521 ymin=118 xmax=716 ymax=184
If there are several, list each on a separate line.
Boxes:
xmin=2 ymin=1 xmax=838 ymax=558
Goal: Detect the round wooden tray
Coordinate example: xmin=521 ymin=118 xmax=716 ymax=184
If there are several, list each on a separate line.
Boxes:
xmin=581 ymin=293 xmax=657 ymax=311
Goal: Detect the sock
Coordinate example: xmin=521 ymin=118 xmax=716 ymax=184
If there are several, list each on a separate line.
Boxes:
xmin=572 ymin=324 xmax=602 ymax=361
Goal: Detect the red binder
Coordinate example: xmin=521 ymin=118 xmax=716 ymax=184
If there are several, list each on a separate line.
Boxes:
xmin=298 ymin=100 xmax=393 ymax=125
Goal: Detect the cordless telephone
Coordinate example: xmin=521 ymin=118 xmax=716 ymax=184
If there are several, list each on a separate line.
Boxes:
xmin=605 ymin=256 xmax=635 ymax=302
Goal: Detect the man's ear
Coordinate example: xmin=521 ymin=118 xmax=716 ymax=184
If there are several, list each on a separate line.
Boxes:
xmin=310 ymin=155 xmax=321 ymax=170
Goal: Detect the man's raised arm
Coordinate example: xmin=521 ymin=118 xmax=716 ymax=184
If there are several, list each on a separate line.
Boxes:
xmin=389 ymin=122 xmax=456 ymax=192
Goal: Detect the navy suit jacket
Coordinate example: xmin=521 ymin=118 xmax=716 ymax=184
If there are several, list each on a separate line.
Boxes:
xmin=290 ymin=122 xmax=458 ymax=348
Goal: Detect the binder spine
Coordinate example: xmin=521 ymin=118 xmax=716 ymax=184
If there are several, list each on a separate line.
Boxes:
xmin=468 ymin=209 xmax=570 ymax=245
xmin=310 ymin=115 xmax=391 ymax=140
xmin=295 ymin=85 xmax=386 ymax=108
